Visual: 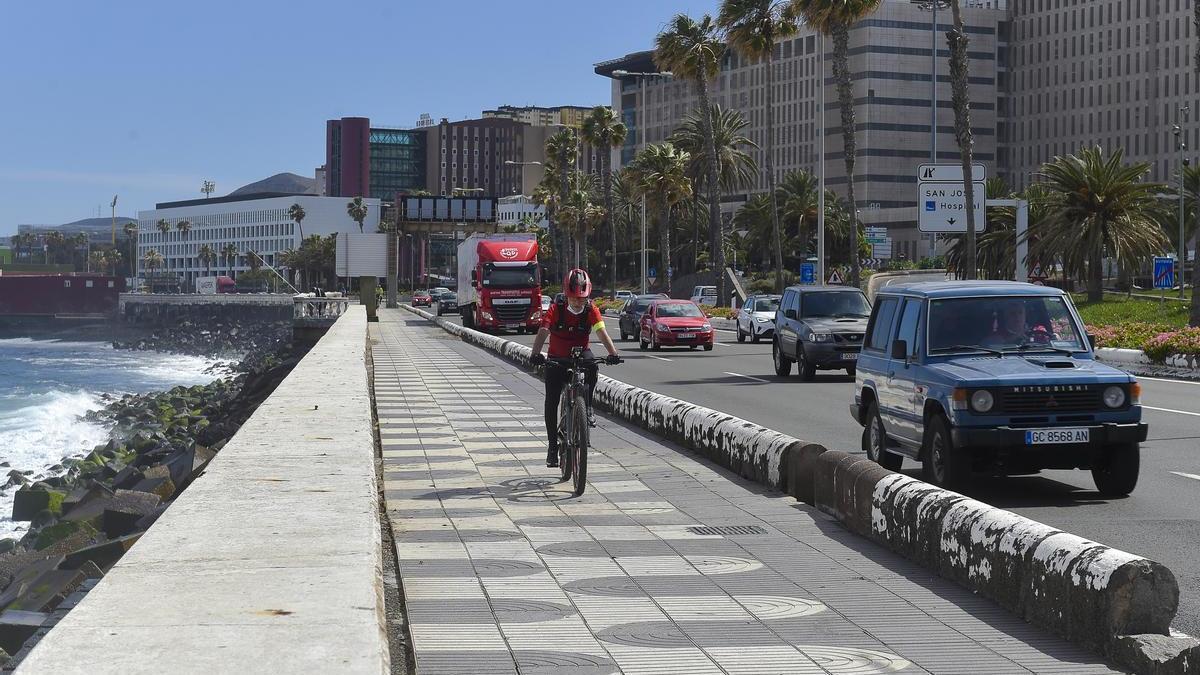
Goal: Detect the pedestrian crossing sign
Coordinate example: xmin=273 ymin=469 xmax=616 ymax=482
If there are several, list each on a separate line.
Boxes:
xmin=828 ymin=270 xmax=843 ymax=285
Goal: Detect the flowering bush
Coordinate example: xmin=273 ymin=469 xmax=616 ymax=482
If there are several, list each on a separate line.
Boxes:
xmin=1088 ymin=322 xmax=1200 ymax=363
xmin=699 ymin=304 xmax=737 ymax=320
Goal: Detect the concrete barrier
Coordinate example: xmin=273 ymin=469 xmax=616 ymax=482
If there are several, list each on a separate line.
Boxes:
xmin=19 ymin=307 xmax=388 ymax=674
xmin=404 ymin=304 xmax=1192 ymax=674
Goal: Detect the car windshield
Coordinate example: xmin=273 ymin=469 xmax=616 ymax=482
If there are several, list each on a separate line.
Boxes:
xmin=753 ymin=297 xmax=780 ymax=312
xmin=801 ymin=291 xmax=870 ymax=318
xmin=440 ymin=292 xmax=455 ymax=299
xmin=482 ymin=263 xmax=538 ymax=288
xmin=656 ymin=303 xmax=704 ymax=318
xmin=928 ymin=295 xmax=1086 ymax=354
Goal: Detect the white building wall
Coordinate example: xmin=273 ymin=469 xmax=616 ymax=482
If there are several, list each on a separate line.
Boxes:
xmin=496 ymin=196 xmax=547 ymax=228
xmin=135 ymin=195 xmax=381 ymax=285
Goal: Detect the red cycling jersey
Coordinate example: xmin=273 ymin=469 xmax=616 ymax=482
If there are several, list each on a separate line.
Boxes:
xmin=543 ymin=302 xmax=604 ymax=357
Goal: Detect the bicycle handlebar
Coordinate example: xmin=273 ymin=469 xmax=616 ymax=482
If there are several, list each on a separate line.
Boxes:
xmin=545 ymin=356 xmax=620 ymax=366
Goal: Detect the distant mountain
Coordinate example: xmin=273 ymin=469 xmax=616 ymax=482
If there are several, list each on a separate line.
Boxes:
xmin=229 ymin=172 xmax=318 ymax=196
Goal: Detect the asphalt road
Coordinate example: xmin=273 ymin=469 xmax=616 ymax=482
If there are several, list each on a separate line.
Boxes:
xmin=437 ymin=310 xmax=1200 ymax=635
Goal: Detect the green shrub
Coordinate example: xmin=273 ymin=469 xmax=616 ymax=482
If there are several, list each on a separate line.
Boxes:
xmin=699 ymin=305 xmax=737 ymax=319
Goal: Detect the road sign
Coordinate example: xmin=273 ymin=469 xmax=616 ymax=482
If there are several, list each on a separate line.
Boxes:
xmin=918 ymin=163 xmax=986 ymax=182
xmin=828 ymin=269 xmax=843 ymax=285
xmin=800 ymin=262 xmax=815 ymax=285
xmin=1154 ymin=257 xmax=1176 ymax=289
xmin=918 ymin=181 xmax=987 ymax=233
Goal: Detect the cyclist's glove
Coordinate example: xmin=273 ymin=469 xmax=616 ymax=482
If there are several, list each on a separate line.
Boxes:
xmin=605 ymin=354 xmax=622 ymax=365
xmin=530 ymin=353 xmax=546 ymax=367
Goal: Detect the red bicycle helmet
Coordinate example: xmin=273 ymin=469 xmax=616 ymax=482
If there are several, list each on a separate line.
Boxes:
xmin=564 ymin=268 xmax=592 ymax=298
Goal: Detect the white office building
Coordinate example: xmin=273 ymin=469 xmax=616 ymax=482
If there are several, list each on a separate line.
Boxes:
xmin=136 ymin=193 xmax=381 ymax=287
xmin=496 ymin=195 xmax=547 ymax=229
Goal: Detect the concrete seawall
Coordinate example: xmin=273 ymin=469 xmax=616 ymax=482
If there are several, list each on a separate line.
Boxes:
xmin=18 ymin=306 xmax=387 ymax=674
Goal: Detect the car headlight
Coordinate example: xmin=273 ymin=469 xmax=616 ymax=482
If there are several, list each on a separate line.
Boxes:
xmin=702 ymin=323 xmax=712 ymax=331
xmin=1102 ymin=385 xmax=1127 ymax=408
xmin=480 ymin=310 xmax=493 ymax=321
xmin=529 ymin=310 xmax=542 ymax=322
xmin=969 ymin=390 xmax=994 ymax=413
xmin=808 ymin=332 xmax=833 ymax=343
xmin=756 ymin=316 xmax=770 ymax=322
xmin=656 ymin=321 xmax=670 ymax=332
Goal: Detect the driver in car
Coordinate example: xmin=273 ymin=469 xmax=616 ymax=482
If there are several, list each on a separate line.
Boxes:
xmin=983 ymin=299 xmax=1028 ymax=347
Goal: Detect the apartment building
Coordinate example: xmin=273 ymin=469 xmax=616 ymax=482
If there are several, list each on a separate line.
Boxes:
xmin=483 ymin=105 xmax=595 ymax=128
xmin=1004 ymin=0 xmax=1200 ymax=186
xmin=597 ymin=0 xmax=1007 ymax=260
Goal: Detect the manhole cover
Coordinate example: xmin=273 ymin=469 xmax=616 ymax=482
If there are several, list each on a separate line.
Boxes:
xmin=687 ymin=525 xmax=768 ymax=536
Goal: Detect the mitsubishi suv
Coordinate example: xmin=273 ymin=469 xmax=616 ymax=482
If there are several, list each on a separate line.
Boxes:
xmin=850 ymin=281 xmax=1146 ymax=496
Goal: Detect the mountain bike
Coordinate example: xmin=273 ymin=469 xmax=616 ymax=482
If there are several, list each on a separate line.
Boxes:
xmin=547 ymin=347 xmax=620 ymax=496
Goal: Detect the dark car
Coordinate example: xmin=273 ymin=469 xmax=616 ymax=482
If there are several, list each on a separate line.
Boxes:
xmin=412 ymin=289 xmax=433 ymax=307
xmin=639 ymin=299 xmax=714 ymax=351
xmin=617 ymin=293 xmax=668 ymax=341
xmin=773 ymin=285 xmax=871 ymax=380
xmin=435 ymin=290 xmax=458 ymax=316
xmin=851 ymin=282 xmax=1145 ymax=494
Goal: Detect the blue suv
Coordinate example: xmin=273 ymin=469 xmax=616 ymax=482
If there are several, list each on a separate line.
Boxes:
xmin=850 ymin=281 xmax=1146 ymax=496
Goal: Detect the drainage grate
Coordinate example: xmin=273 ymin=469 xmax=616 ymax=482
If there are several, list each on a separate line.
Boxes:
xmin=687 ymin=525 xmax=768 ymax=536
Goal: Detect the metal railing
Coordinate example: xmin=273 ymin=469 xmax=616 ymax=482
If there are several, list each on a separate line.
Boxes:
xmin=293 ymin=296 xmax=350 ymax=320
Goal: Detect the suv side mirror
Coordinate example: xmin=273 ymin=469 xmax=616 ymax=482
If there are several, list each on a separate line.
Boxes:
xmin=891 ymin=339 xmax=908 ymax=360
xmin=471 ymin=280 xmax=478 ymax=288
xmin=784 ymin=309 xmax=797 ymax=320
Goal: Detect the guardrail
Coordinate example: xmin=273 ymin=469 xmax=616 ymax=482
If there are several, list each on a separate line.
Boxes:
xmin=293 ymin=297 xmax=351 ymax=320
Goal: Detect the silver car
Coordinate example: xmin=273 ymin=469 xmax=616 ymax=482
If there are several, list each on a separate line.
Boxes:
xmin=736 ymin=294 xmax=781 ymax=343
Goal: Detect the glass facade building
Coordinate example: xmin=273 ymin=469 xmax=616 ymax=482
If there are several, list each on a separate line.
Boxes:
xmin=368 ymin=128 xmax=426 ymax=200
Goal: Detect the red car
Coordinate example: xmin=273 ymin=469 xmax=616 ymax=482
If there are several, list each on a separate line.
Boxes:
xmin=639 ymin=300 xmax=714 ymax=351
xmin=412 ymin=289 xmax=433 ymax=307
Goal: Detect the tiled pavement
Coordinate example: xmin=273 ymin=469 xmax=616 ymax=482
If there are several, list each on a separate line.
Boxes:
xmin=371 ymin=311 xmax=1122 ymax=675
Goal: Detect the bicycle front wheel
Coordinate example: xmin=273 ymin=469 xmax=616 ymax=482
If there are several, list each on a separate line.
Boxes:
xmin=571 ymin=399 xmax=589 ymax=496
xmin=558 ymin=392 xmax=572 ymax=483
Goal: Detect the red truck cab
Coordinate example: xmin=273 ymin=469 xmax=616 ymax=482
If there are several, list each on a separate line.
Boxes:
xmin=458 ymin=235 xmax=542 ymax=333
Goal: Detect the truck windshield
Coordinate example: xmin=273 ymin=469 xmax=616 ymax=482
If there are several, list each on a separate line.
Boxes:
xmin=482 ymin=263 xmax=539 ymax=289
xmin=801 ymin=291 xmax=870 ymax=318
xmin=928 ymin=296 xmax=1086 ymax=354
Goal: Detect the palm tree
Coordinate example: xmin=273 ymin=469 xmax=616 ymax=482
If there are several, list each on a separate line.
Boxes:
xmin=177 ymin=220 xmax=191 ymax=240
xmin=720 ymin=0 xmax=799 ymax=292
xmin=733 ymin=194 xmax=774 ymax=271
xmin=545 ymin=128 xmax=579 ymax=275
xmin=104 ymin=249 xmax=122 ymax=276
xmin=288 ymin=203 xmax=307 ymax=241
xmin=72 ymin=232 xmax=89 ymax=269
xmin=777 ymin=169 xmax=820 ymax=267
xmin=655 ymin=13 xmax=727 ymax=299
xmin=581 ymin=106 xmax=628 ymax=297
xmin=142 ymin=249 xmax=164 ymax=275
xmin=156 ymin=218 xmax=171 ymax=237
xmin=557 ymin=172 xmax=606 ymax=267
xmin=87 ymin=250 xmax=106 ymax=274
xmin=791 ymin=0 xmax=882 ymax=288
xmin=346 ymin=197 xmax=368 ymax=233
xmin=1178 ymin=164 xmax=1200 ymax=325
xmin=670 ymin=105 xmax=759 ymax=198
xmin=198 ymin=244 xmax=216 ymax=276
xmin=628 ymin=143 xmax=693 ymax=294
xmin=945 ymin=0 xmax=979 ymax=280
xmin=220 ymin=243 xmax=239 ymax=277
xmin=44 ymin=231 xmax=66 ymax=265
xmin=1030 ymin=147 xmax=1170 ymax=302
xmin=123 ymin=222 xmax=138 ymax=276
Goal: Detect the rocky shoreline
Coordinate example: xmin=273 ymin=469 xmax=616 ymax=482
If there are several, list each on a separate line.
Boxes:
xmin=0 ymin=322 xmax=306 ymax=667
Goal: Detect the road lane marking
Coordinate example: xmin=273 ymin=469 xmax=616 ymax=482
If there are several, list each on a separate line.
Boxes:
xmin=1143 ymin=405 xmax=1200 ymax=417
xmin=1138 ymin=375 xmax=1200 ymax=386
xmin=1170 ymin=471 xmax=1200 ymax=482
xmin=724 ymin=371 xmax=771 ymax=384
xmin=642 ymin=354 xmax=672 ymax=362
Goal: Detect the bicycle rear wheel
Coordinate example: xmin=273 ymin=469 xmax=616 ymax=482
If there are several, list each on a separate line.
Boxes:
xmin=571 ymin=398 xmax=589 ymax=496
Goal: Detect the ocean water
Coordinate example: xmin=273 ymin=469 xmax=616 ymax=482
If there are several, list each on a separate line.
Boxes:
xmin=0 ymin=338 xmax=224 ymax=540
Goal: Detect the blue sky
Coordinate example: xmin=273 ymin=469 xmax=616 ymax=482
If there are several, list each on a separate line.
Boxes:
xmin=0 ymin=0 xmax=715 ymax=237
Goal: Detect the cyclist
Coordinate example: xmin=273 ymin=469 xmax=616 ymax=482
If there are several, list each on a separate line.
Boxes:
xmin=529 ymin=269 xmax=621 ymax=467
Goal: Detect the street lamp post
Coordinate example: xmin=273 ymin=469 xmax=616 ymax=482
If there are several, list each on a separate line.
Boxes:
xmin=504 ymin=160 xmax=543 ymax=197
xmin=917 ymin=1 xmax=948 ymax=261
xmin=1175 ymin=105 xmax=1191 ymax=299
xmin=611 ymin=69 xmax=673 ymax=295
